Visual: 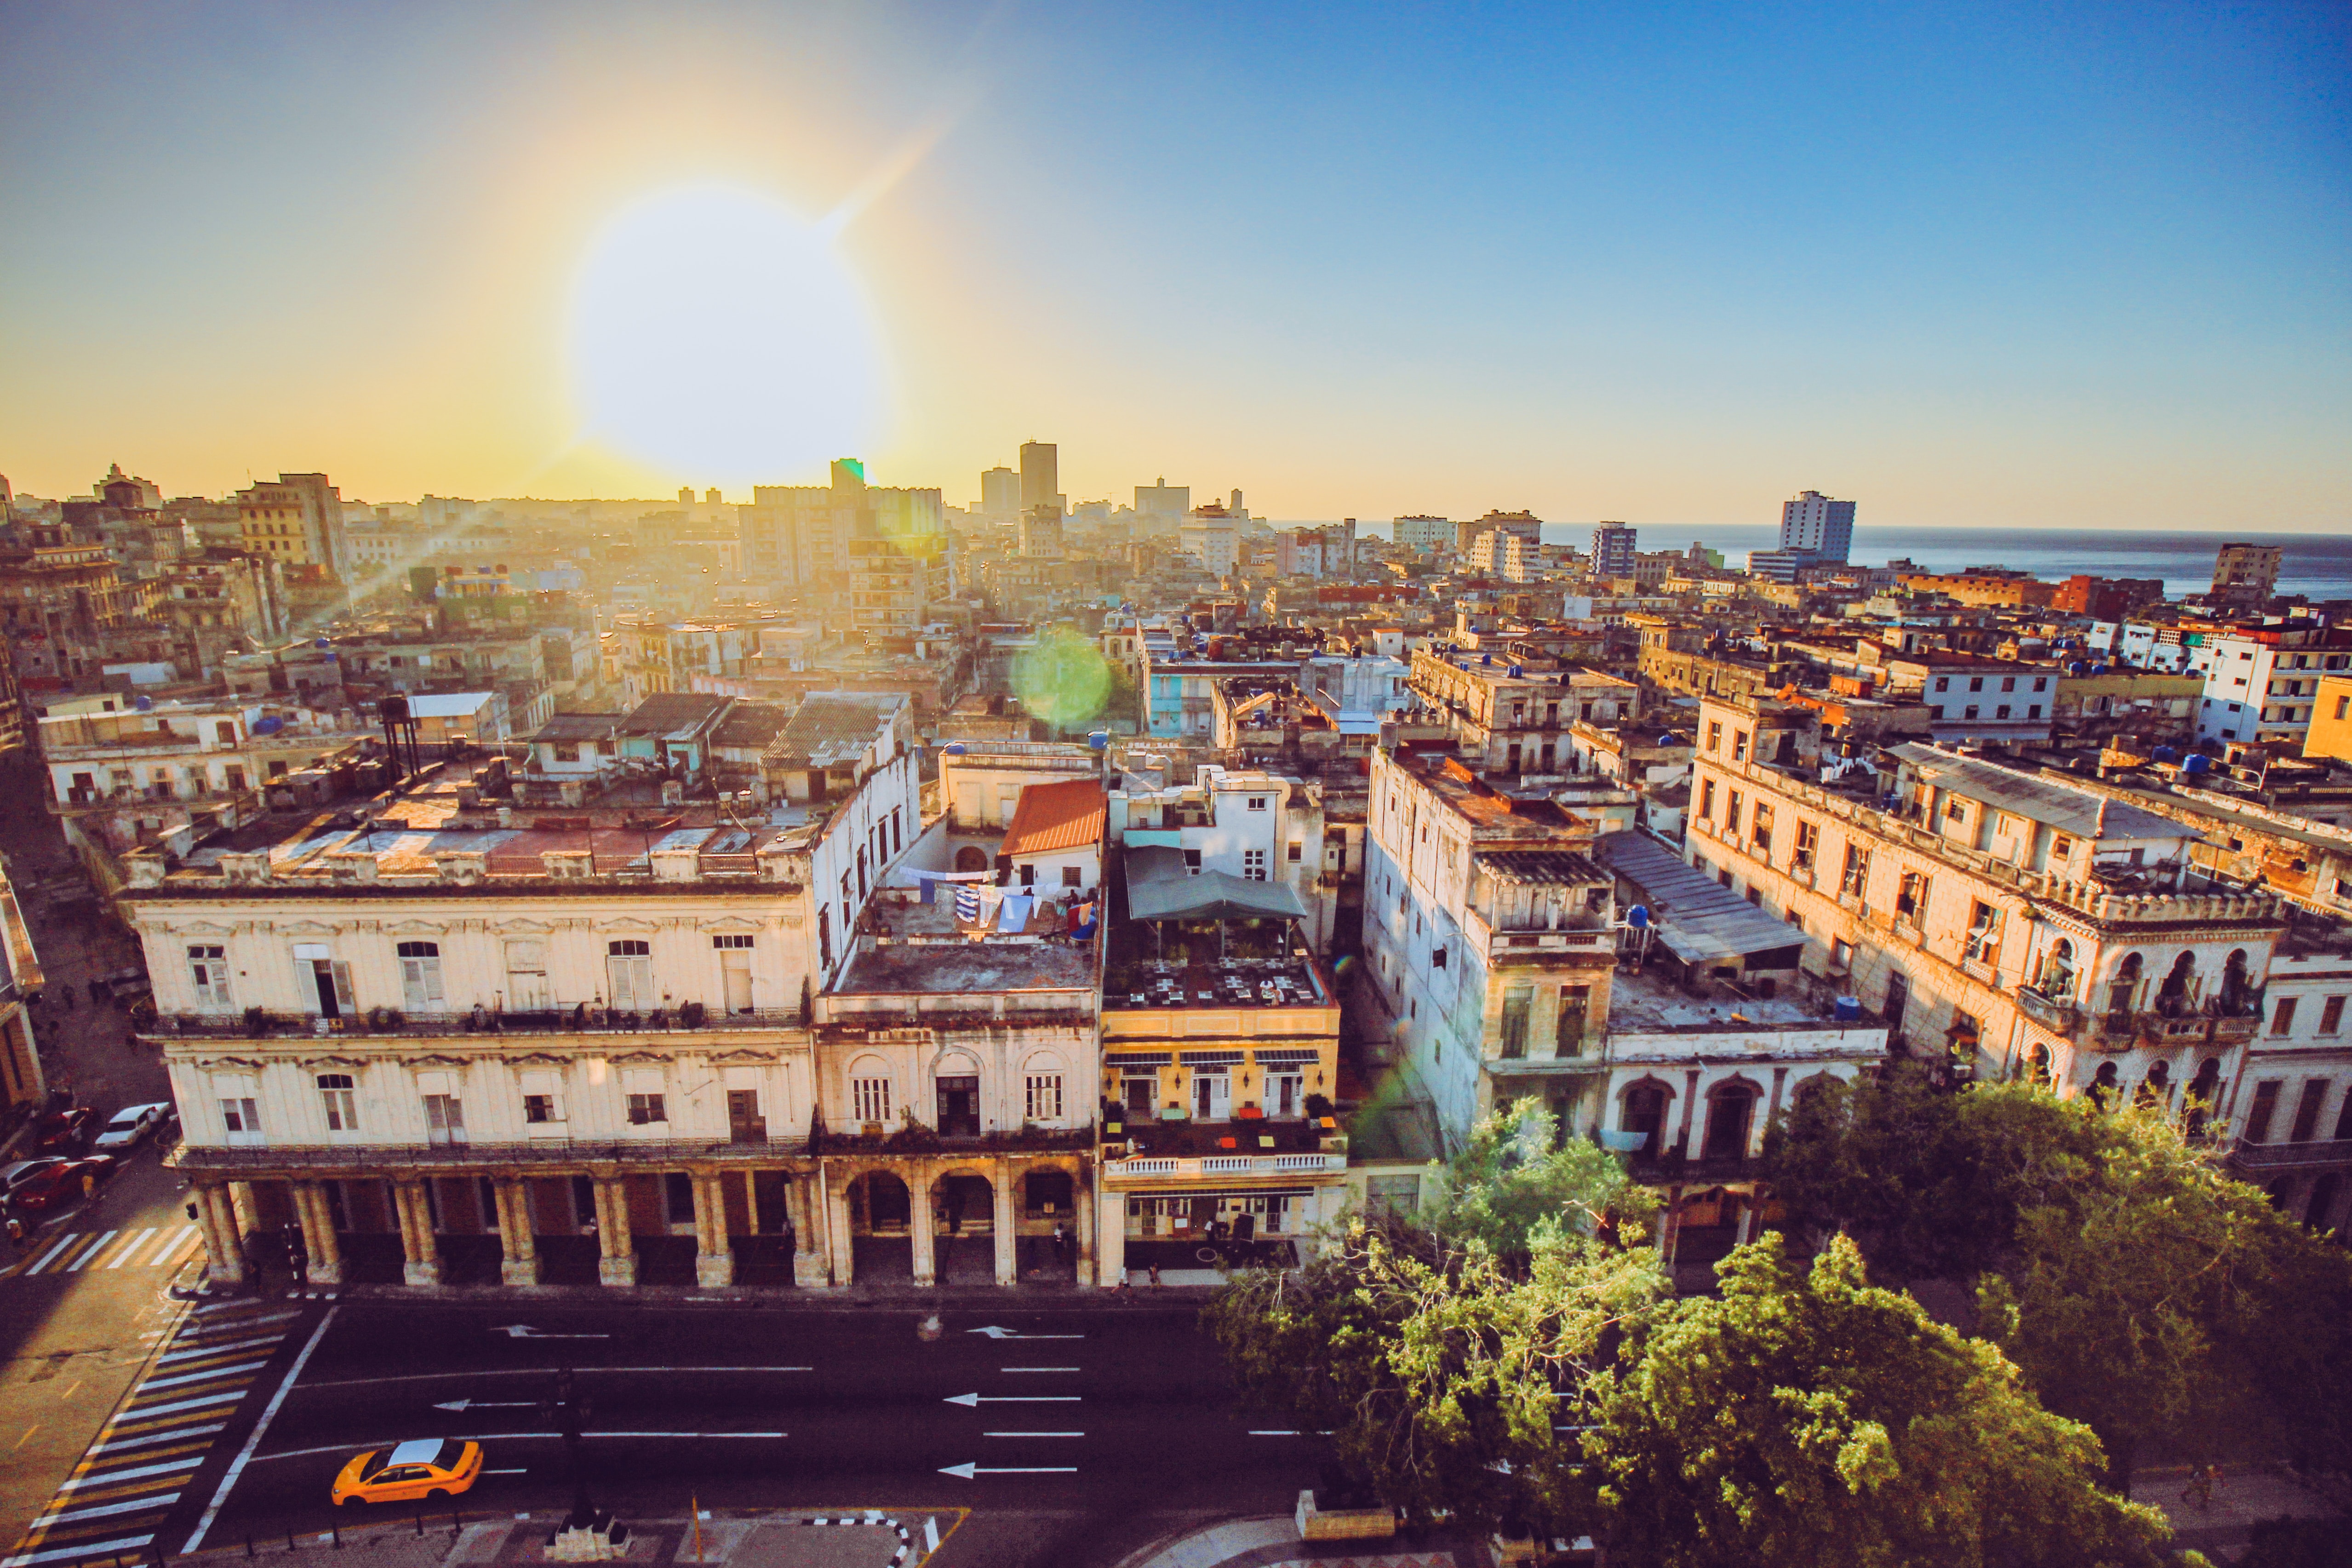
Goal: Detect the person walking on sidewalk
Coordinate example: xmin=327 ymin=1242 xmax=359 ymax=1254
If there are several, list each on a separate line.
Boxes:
xmin=2180 ymin=1462 xmax=2220 ymax=1511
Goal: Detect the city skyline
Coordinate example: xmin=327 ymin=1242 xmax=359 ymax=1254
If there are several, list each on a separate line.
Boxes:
xmin=2 ymin=2 xmax=2346 ymax=532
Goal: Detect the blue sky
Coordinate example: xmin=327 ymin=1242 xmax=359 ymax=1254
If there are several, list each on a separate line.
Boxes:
xmin=0 ymin=1 xmax=2343 ymax=532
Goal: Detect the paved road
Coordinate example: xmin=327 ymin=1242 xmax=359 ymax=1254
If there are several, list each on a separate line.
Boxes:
xmin=14 ymin=1300 xmax=1322 ymax=1568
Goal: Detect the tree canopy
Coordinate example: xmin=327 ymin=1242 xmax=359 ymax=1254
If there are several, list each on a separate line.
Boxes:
xmin=1588 ymin=1234 xmax=2178 ymax=1568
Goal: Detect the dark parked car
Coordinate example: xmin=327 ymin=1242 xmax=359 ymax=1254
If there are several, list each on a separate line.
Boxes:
xmin=12 ymin=1155 xmax=117 ymax=1213
xmin=34 ymin=1107 xmax=97 ymax=1154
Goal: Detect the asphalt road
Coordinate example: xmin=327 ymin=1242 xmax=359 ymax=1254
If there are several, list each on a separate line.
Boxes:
xmin=170 ymin=1301 xmax=1321 ymax=1568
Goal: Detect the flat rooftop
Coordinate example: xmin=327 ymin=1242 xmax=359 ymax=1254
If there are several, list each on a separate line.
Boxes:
xmin=1607 ymin=964 xmax=1840 ymax=1032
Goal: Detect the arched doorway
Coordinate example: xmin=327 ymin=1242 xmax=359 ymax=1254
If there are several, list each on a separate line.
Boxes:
xmin=1619 ymin=1082 xmax=1671 ymax=1160
xmin=2218 ymin=949 xmax=2252 ymax=1016
xmin=2106 ymin=953 xmax=2143 ymax=1023
xmin=954 ymin=846 xmax=990 ymax=873
xmin=1701 ymin=1081 xmax=1759 ymax=1163
xmin=931 ymin=1171 xmax=996 ymax=1284
xmin=2184 ymin=1057 xmax=2223 ymax=1136
xmin=2156 ymin=952 xmax=2196 ymax=1018
xmin=2087 ymin=1060 xmax=2120 ymax=1110
xmin=2305 ymin=1173 xmax=2340 ymax=1234
xmin=2138 ymin=1059 xmax=2172 ymax=1111
xmin=847 ymin=1170 xmax=914 ymax=1281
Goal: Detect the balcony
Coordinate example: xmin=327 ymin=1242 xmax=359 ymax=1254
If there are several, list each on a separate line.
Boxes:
xmin=173 ymin=1133 xmax=814 ymax=1173
xmin=2228 ymin=1137 xmax=2352 ymax=1174
xmin=149 ymin=1005 xmax=807 ymax=1041
xmin=2014 ymin=986 xmax=2083 ymax=1038
xmin=1102 ymin=1150 xmax=1345 ymax=1182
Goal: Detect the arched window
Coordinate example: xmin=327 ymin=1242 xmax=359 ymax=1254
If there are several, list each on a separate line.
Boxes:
xmin=2106 ymin=953 xmax=2143 ymax=1020
xmin=1701 ymin=1080 xmax=1760 ymax=1162
xmin=848 ymin=1055 xmax=893 ymax=1126
xmin=2088 ymin=1060 xmax=2120 ymax=1110
xmin=2184 ymin=1057 xmax=2223 ymax=1137
xmin=2219 ymin=949 xmax=2252 ymax=1016
xmin=1620 ymin=1082 xmax=1671 ymax=1159
xmin=2156 ymin=951 xmax=2196 ymax=1018
xmin=2138 ymin=1058 xmax=2172 ymax=1110
xmin=2025 ymin=1043 xmax=2051 ymax=1086
xmin=935 ymin=1053 xmax=981 ymax=1136
xmin=2039 ymin=939 xmax=2076 ymax=1001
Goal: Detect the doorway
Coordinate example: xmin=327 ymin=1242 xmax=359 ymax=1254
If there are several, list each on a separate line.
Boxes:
xmin=937 ymin=1076 xmax=980 ymax=1136
xmin=1193 ymin=1070 xmax=1231 ymax=1121
xmin=727 ymin=1089 xmax=766 ymax=1144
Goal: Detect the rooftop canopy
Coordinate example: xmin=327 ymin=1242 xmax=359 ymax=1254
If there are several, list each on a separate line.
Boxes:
xmin=1592 ymin=830 xmax=1805 ymax=968
xmin=1125 ymin=844 xmax=1310 ymax=922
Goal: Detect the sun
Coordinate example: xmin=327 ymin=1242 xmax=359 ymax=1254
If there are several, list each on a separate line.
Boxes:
xmin=567 ymin=183 xmax=886 ymax=485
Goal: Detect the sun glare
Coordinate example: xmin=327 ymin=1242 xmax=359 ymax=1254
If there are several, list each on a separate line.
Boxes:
xmin=567 ymin=184 xmax=885 ymax=484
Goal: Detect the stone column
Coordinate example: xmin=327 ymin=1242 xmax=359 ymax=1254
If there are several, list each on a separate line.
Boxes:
xmin=496 ymin=1179 xmax=541 ymax=1287
xmin=1095 ymin=1179 xmax=1124 ymax=1288
xmin=393 ymin=1181 xmax=441 ymax=1287
xmin=195 ymin=1183 xmax=246 ymax=1289
xmin=992 ymin=1160 xmax=1018 ymax=1287
xmin=909 ymin=1160 xmax=937 ymax=1288
xmin=595 ymin=1177 xmax=636 ymax=1288
xmin=788 ymin=1174 xmax=822 ymax=1286
xmin=826 ymin=1170 xmax=855 ymax=1287
xmin=692 ymin=1173 xmax=734 ymax=1289
xmin=1073 ymin=1164 xmax=1096 ymax=1287
xmin=294 ymin=1181 xmax=343 ymax=1287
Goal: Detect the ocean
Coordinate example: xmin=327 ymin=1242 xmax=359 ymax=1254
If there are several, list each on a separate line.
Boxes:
xmin=1288 ymin=522 xmax=2352 ymax=603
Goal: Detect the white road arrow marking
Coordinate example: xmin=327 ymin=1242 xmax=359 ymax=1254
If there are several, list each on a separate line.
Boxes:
xmin=491 ymin=1325 xmax=610 ymax=1339
xmin=943 ymin=1393 xmax=1079 ymax=1406
xmin=1001 ymin=1368 xmax=1080 ymax=1373
xmin=984 ymin=1431 xmax=1082 ymax=1437
xmin=966 ymin=1327 xmax=1083 ymax=1340
xmin=432 ymin=1400 xmax=540 ymax=1413
xmin=939 ymin=1462 xmax=1076 ymax=1478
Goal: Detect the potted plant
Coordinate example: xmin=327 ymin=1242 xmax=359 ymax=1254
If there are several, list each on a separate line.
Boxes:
xmin=242 ymin=1005 xmax=270 ymax=1038
xmin=680 ymin=1000 xmax=706 ymax=1027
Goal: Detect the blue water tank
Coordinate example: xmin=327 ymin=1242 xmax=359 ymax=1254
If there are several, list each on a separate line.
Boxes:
xmin=313 ymin=638 xmax=331 ymax=650
xmin=2184 ymin=753 xmax=2212 ymax=775
xmin=253 ymin=715 xmax=283 ymax=735
xmin=1482 ymin=653 xmax=1494 ymax=666
xmin=133 ymin=694 xmax=152 ymax=711
xmin=2091 ymin=664 xmax=2109 ymax=676
xmin=1507 ymin=664 xmax=1523 ymax=677
xmin=1627 ymin=904 xmax=1650 ymax=929
xmin=1834 ymin=996 xmax=1862 ymax=1022
xmin=2068 ymin=661 xmax=2088 ymax=676
xmin=1087 ymin=730 xmax=1109 ymax=751
xmin=2152 ymin=745 xmax=2179 ymax=763
xmin=941 ymin=742 xmax=967 ymax=756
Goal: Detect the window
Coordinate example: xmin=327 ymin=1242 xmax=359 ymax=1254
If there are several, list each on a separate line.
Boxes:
xmin=220 ymin=1094 xmax=262 ymax=1142
xmin=1246 ymin=795 xmax=1267 ymax=811
xmin=1840 ymin=843 xmax=1870 ymax=898
xmin=316 ymin=1073 xmax=357 ymax=1133
xmin=1287 ymin=841 xmax=1303 ymax=863
xmin=1946 ymin=800 xmax=1968 ymax=824
xmin=1242 ymin=849 xmax=1268 ymax=881
xmin=626 ymin=1089 xmax=667 ymax=1125
xmin=553 ymin=742 xmax=581 ymax=762
xmin=1793 ymin=820 xmax=1818 ymax=873
xmin=1182 ymin=848 xmax=1202 ymax=875
xmin=1025 ymin=1074 xmax=1064 ymax=1122
xmin=2000 ymin=675 xmax=2016 ymax=693
xmin=522 ymin=1080 xmax=563 ymax=1126
xmin=1831 ymin=938 xmax=1854 ymax=972
xmin=1964 ymin=705 xmax=1980 ymax=720
xmin=607 ymin=939 xmax=654 ymax=1010
xmin=853 ymin=1076 xmax=891 ymax=1124
xmin=2322 ymin=996 xmax=2346 ymax=1035
xmin=1732 ymin=730 xmax=1749 ymax=763
xmin=1963 ymin=901 xmax=2003 ymax=968
xmin=1896 ymin=871 xmax=1931 ymax=921
xmin=1705 ymin=720 xmax=1722 ymax=751
xmin=2272 ymin=996 xmax=2298 ymax=1037
xmin=1724 ymin=790 xmax=1742 ymax=836
xmin=1499 ymin=986 xmax=1532 ymax=1058
xmin=396 ymin=940 xmax=445 ymax=1012
xmin=1750 ymin=802 xmax=1773 ymax=848
xmin=2052 ymin=836 xmax=2072 ymax=860
xmin=1968 ymin=677 xmax=1984 ymax=693
xmin=423 ymin=1093 xmax=465 ymax=1146
xmin=1995 ymin=704 xmax=2012 ymax=720
xmin=2244 ymin=1080 xmax=2281 ymax=1144
xmin=188 ymin=945 xmax=232 ymax=1009
xmin=1934 ymin=677 xmax=1949 ymax=692
xmin=1699 ymin=778 xmax=1716 ymax=820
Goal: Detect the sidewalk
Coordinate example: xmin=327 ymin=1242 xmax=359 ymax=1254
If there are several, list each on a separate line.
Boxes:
xmin=1115 ymin=1516 xmax=1463 ymax=1568
xmin=180 ymin=1509 xmax=958 ymax=1568
xmin=2130 ymin=1464 xmax=2343 ymax=1562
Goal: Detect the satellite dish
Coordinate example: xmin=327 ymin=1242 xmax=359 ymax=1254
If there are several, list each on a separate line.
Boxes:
xmin=1627 ymin=904 xmax=1650 ymax=929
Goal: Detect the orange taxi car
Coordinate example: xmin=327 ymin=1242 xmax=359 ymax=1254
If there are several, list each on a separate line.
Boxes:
xmin=330 ymin=1439 xmax=484 ymax=1506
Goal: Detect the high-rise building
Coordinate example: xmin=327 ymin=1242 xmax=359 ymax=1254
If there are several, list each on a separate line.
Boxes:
xmin=1591 ymin=521 xmax=1637 ymax=578
xmin=1779 ymin=490 xmax=1855 ymax=564
xmin=2211 ymin=543 xmax=2283 ymax=609
xmin=1135 ymin=478 xmax=1190 ymax=519
xmin=1392 ymin=515 xmax=1450 ymax=552
xmin=238 ymin=472 xmax=348 ymax=578
xmin=980 ymin=467 xmax=1021 ymax=521
xmin=1019 ymin=442 xmax=1060 ymax=516
xmin=1019 ymin=505 xmax=1064 ymax=558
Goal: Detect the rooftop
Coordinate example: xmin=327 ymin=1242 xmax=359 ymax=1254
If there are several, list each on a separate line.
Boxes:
xmin=1888 ymin=744 xmax=2190 ymax=841
xmin=1001 ymin=778 xmax=1106 ymax=860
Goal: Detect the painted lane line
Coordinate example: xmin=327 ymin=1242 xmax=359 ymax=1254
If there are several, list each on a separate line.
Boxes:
xmin=491 ymin=1325 xmax=608 ymax=1340
xmin=32 ymin=1494 xmax=183 ymax=1529
xmin=149 ymin=1226 xmax=198 ymax=1266
xmin=65 ymin=1232 xmax=119 ymax=1272
xmin=0 ymin=1530 xmax=155 ymax=1567
xmin=182 ymin=1306 xmax=337 ymax=1554
xmin=22 ymin=1234 xmax=79 ymax=1275
xmin=942 ymin=1393 xmax=1077 ymax=1406
xmin=967 ymin=1327 xmax=1082 ymax=1339
xmin=983 ymin=1431 xmax=1083 ymax=1438
xmin=1000 ymin=1367 xmax=1081 ymax=1373
xmin=430 ymin=1400 xmax=539 ymax=1413
xmin=175 ymin=1308 xmax=298 ymax=1338
xmin=103 ymin=1229 xmax=158 ymax=1269
xmin=301 ymin=1366 xmax=812 ymax=1391
xmin=938 ymin=1462 xmax=1074 ymax=1477
xmin=139 ymin=1359 xmax=269 ymax=1391
xmin=250 ymin=1432 xmax=788 ymax=1463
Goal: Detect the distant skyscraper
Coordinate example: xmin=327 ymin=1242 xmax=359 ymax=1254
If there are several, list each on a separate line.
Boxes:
xmin=1020 ymin=441 xmax=1059 ymax=515
xmin=1779 ymin=490 xmax=1855 ymax=563
xmin=2211 ymin=542 xmax=2283 ymax=609
xmin=979 ymin=466 xmax=1021 ymax=520
xmin=1591 ymin=521 xmax=1637 ymax=578
xmin=1135 ymin=478 xmax=1190 ymax=519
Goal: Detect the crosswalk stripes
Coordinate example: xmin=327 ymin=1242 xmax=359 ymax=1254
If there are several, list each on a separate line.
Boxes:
xmin=3 ymin=1225 xmax=201 ymax=1281
xmin=1 ymin=1299 xmax=309 ymax=1568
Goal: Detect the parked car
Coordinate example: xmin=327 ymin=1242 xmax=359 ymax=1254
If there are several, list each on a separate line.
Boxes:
xmin=92 ymin=1103 xmax=173 ymax=1151
xmin=33 ymin=1107 xmax=97 ymax=1154
xmin=11 ymin=1155 xmax=117 ymax=1213
xmin=332 ymin=1440 xmax=483 ymax=1506
xmin=1 ymin=1158 xmax=65 ymax=1199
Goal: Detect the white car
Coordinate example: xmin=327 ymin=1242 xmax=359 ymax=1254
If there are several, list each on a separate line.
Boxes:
xmin=92 ymin=1103 xmax=172 ymax=1151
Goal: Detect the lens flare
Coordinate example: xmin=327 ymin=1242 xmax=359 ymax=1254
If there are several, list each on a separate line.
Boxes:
xmin=568 ymin=183 xmax=885 ymax=483
xmin=1012 ymin=628 xmax=1114 ymax=732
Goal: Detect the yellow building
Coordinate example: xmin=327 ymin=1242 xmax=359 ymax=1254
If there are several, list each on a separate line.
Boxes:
xmin=2305 ymin=674 xmax=2352 ymax=762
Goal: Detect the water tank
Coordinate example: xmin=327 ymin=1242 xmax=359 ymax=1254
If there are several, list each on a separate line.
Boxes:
xmin=1087 ymin=730 xmax=1109 ymax=751
xmin=313 ymin=638 xmax=332 ymax=650
xmin=1507 ymin=664 xmax=1523 ymax=678
xmin=2184 ymin=754 xmax=2212 ymax=776
xmin=2068 ymin=661 xmax=2088 ymax=676
xmin=2091 ymin=664 xmax=2109 ymax=676
xmin=132 ymin=693 xmax=152 ymax=711
xmin=1833 ymin=996 xmax=1862 ymax=1023
xmin=2152 ymin=745 xmax=2179 ymax=763
xmin=941 ymin=742 xmax=967 ymax=756
xmin=253 ymin=715 xmax=284 ymax=736
xmin=1482 ymin=653 xmax=1494 ymax=666
xmin=1626 ymin=904 xmax=1650 ymax=929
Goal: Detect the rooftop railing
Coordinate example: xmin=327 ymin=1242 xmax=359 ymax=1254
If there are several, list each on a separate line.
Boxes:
xmin=148 ymin=1005 xmax=807 ymax=1041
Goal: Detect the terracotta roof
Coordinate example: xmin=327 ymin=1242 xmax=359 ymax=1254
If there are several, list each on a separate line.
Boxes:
xmin=1000 ymin=778 xmax=1106 ymax=860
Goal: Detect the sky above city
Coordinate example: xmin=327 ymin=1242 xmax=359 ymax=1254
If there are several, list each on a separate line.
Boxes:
xmin=2 ymin=1 xmax=2346 ymax=533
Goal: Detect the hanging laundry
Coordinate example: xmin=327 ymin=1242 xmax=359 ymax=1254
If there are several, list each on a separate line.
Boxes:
xmin=954 ymin=886 xmax=982 ymax=923
xmin=997 ymin=893 xmax=1034 ymax=933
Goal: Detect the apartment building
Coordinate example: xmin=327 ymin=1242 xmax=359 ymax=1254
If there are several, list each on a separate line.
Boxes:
xmin=0 ymin=865 xmax=46 ymax=1127
xmin=1684 ymin=693 xmax=2286 ymax=1107
xmin=1880 ymin=651 xmax=2056 ymax=746
xmin=2186 ymin=625 xmax=2352 ymax=748
xmin=237 ymin=473 xmax=349 ymax=578
xmin=1406 ymin=647 xmax=1637 ymax=776
xmin=126 ymin=690 xmax=1029 ymax=1295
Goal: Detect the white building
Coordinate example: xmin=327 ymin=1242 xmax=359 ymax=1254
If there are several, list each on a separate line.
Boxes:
xmin=2186 ymin=629 xmax=2352 ymax=748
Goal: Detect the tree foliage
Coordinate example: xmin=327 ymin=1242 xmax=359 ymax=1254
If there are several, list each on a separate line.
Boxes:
xmin=1588 ymin=1234 xmax=2179 ymax=1568
xmin=1204 ymin=1099 xmax=1667 ymax=1535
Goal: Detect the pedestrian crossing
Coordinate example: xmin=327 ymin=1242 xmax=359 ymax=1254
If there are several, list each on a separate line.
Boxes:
xmin=4 ymin=1225 xmax=203 ymax=1280
xmin=1 ymin=1299 xmax=306 ymax=1568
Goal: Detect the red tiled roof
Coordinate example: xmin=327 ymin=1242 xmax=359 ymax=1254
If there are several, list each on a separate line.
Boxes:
xmin=1000 ymin=778 xmax=1105 ymax=860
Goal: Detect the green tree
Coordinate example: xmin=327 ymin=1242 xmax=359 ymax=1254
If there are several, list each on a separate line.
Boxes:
xmin=1587 ymin=1234 xmax=2179 ymax=1568
xmin=1205 ymin=1099 xmax=1666 ymax=1535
